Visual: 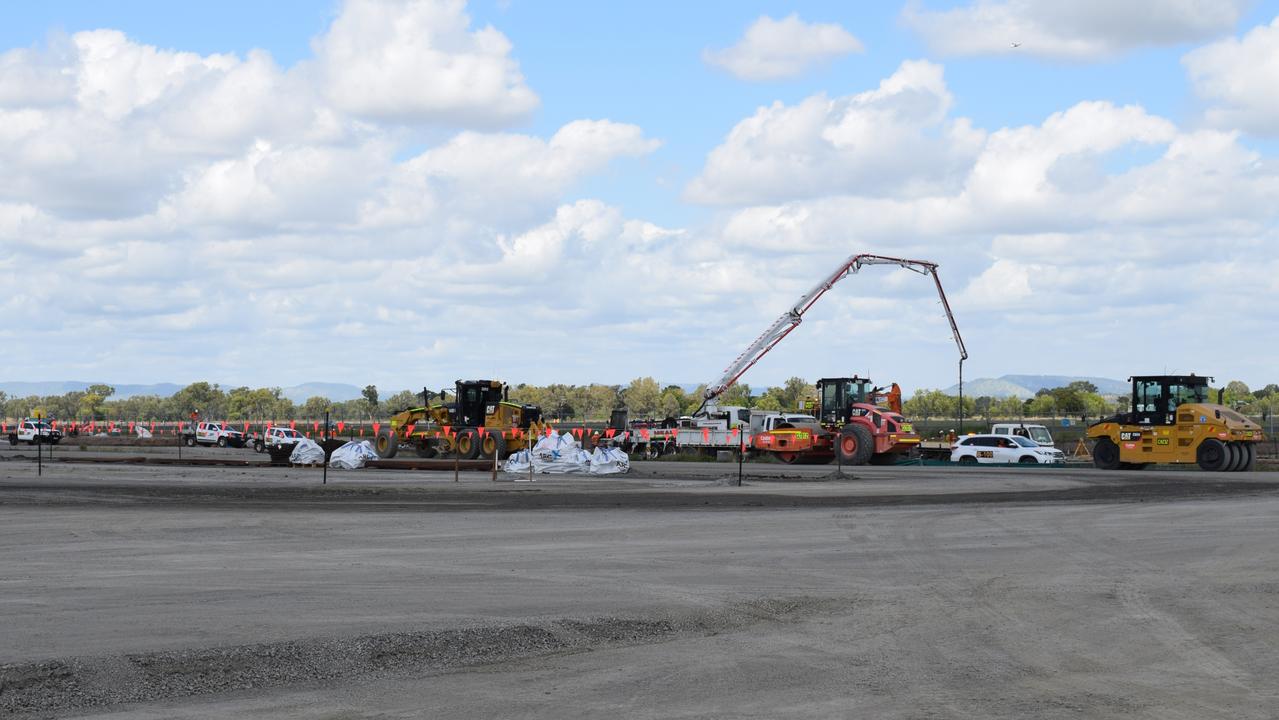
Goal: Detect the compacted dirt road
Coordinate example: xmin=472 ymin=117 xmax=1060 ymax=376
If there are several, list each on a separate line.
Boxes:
xmin=2 ymin=454 xmax=1278 ymax=718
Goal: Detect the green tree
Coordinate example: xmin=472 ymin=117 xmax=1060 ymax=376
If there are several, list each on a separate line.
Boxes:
xmin=169 ymin=382 xmax=227 ymax=420
xmin=79 ymin=384 xmax=115 ymax=420
xmin=718 ymin=383 xmax=753 ymax=408
xmin=361 ymin=385 xmax=379 ymax=418
xmin=623 ymin=377 xmax=662 ymax=417
xmin=299 ymin=396 xmax=331 ymax=419
xmin=383 ymin=389 xmax=420 ymax=414
xmin=1067 ymin=380 xmax=1098 ymax=394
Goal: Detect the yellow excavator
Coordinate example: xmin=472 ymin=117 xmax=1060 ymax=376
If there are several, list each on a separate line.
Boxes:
xmin=1087 ymin=374 xmax=1264 ymax=471
xmin=374 ymin=380 xmax=544 ymax=460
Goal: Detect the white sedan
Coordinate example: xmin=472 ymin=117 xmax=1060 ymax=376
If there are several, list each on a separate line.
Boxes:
xmin=951 ymin=434 xmax=1065 ymax=465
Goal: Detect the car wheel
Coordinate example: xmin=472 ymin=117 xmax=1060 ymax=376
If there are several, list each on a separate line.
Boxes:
xmin=7 ymin=434 xmax=16 ymax=446
xmin=216 ymin=436 xmax=227 ymax=448
xmin=1196 ymin=438 xmax=1228 ymax=471
xmin=184 ymin=436 xmax=196 ymax=447
xmin=957 ymin=455 xmax=978 ymax=465
xmin=1092 ymin=438 xmax=1121 ymax=470
xmin=1018 ymin=455 xmax=1038 ymax=464
xmin=253 ymin=440 xmax=265 ymax=453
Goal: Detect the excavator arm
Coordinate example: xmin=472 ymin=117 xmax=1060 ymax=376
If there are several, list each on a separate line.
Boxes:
xmin=700 ymin=253 xmax=967 ymax=410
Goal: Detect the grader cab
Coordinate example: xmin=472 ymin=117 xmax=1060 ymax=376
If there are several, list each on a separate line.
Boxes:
xmin=375 ymin=380 xmax=543 ymax=460
xmin=1087 ymin=374 xmax=1264 ymax=471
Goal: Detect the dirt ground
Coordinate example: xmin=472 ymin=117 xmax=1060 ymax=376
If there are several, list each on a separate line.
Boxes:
xmin=2 ymin=447 xmax=1279 ymax=718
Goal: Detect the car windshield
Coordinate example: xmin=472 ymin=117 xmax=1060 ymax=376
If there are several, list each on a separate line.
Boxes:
xmin=1010 ymin=436 xmax=1039 ymax=448
xmin=1028 ymin=428 xmax=1052 ymax=444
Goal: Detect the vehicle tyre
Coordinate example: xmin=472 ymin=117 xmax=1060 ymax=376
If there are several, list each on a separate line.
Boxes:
xmin=7 ymin=434 xmax=16 ymax=446
xmin=1223 ymin=442 xmax=1242 ymax=472
xmin=374 ymin=428 xmax=399 ymax=459
xmin=253 ymin=440 xmax=265 ymax=453
xmin=482 ymin=432 xmax=508 ymax=460
xmin=456 ymin=429 xmax=481 ymax=460
xmin=1092 ymin=438 xmax=1121 ymax=470
xmin=958 ymin=455 xmax=978 ymax=465
xmin=776 ymin=452 xmax=799 ymax=464
xmin=184 ymin=435 xmax=196 ymax=447
xmin=644 ymin=444 xmax=660 ymax=460
xmin=414 ymin=440 xmax=438 ymax=459
xmin=216 ymin=436 xmax=227 ymax=448
xmin=836 ymin=424 xmax=875 ymax=466
xmin=1196 ymin=438 xmax=1228 ymax=471
xmin=1018 ymin=455 xmax=1038 ymax=464
xmin=1240 ymin=442 xmax=1257 ymax=472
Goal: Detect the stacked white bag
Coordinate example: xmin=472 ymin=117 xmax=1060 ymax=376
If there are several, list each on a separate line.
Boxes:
xmin=502 ymin=431 xmax=630 ymax=477
xmin=289 ymin=438 xmax=326 ymax=465
xmin=329 ymin=440 xmax=379 ymax=469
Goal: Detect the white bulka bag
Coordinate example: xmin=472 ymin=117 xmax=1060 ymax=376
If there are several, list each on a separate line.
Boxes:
xmin=329 ymin=440 xmax=379 ymax=469
xmin=531 ymin=431 xmax=590 ymax=474
xmin=588 ymin=447 xmax=630 ymax=475
xmin=504 ymin=448 xmax=533 ymax=475
xmin=289 ymin=438 xmax=325 ymax=465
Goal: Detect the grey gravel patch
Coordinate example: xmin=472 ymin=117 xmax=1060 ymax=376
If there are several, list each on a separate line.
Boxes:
xmin=0 ymin=602 xmax=820 ymax=717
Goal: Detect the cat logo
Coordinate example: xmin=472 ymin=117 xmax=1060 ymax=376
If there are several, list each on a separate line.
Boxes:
xmin=1120 ymin=431 xmax=1141 ymax=441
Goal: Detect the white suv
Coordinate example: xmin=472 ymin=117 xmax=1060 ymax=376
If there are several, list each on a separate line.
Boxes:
xmin=253 ymin=427 xmax=304 ymax=453
xmin=951 ymin=434 xmax=1065 ymax=465
xmin=183 ymin=421 xmax=246 ymax=448
xmin=8 ymin=419 xmax=63 ymax=445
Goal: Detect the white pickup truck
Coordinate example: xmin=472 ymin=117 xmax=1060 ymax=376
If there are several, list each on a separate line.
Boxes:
xmin=7 ymin=419 xmax=63 ymax=445
xmin=252 ymin=426 xmax=305 ymax=453
xmin=182 ymin=421 xmax=247 ymax=448
xmin=990 ymin=423 xmax=1055 ymax=447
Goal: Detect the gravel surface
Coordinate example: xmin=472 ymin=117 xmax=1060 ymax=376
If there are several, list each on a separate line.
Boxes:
xmin=3 ymin=456 xmax=1279 ymax=718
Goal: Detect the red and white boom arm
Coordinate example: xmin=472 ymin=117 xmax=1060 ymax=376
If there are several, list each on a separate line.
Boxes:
xmin=701 ymin=253 xmax=968 ymax=406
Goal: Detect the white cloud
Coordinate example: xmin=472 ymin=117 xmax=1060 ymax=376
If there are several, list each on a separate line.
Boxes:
xmin=686 ymin=60 xmax=984 ymax=205
xmin=314 ymin=0 xmax=538 ymax=126
xmin=903 ymin=0 xmax=1248 ymax=59
xmin=1184 ymin=16 xmax=1279 ymax=135
xmin=362 ymin=119 xmax=659 ymax=229
xmin=703 ymin=14 xmax=863 ymax=81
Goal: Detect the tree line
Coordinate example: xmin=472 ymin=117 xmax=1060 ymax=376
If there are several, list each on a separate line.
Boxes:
xmin=4 ymin=377 xmax=1277 ymax=424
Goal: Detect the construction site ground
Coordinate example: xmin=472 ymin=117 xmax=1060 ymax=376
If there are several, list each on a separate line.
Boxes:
xmin=3 ymin=445 xmax=1279 ymax=718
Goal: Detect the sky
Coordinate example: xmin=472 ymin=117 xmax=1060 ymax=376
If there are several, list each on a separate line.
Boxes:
xmin=2 ymin=0 xmax=1278 ymax=395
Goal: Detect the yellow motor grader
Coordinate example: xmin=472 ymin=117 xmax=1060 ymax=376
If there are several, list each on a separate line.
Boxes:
xmin=1087 ymin=374 xmax=1265 ymax=471
xmin=374 ymin=380 xmax=544 ymax=460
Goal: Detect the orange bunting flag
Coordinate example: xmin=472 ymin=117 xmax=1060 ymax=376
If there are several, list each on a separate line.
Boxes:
xmin=702 ymin=428 xmax=710 ymax=442
xmin=337 ymin=421 xmax=345 ymax=433
xmin=546 ymin=426 xmax=554 ymax=437
xmin=244 ymin=423 xmax=250 ymax=433
xmin=372 ymin=423 xmax=381 ymax=434
xmin=640 ymin=428 xmax=650 ymax=440
xmin=313 ymin=421 xmax=319 ymax=432
xmin=442 ymin=426 xmax=450 ymax=435
xmin=290 ymin=420 xmax=296 ymax=430
xmin=605 ymin=428 xmax=616 ymax=438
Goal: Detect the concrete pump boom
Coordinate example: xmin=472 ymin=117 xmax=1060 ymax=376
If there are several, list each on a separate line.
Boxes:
xmin=700 ymin=253 xmax=968 ymax=409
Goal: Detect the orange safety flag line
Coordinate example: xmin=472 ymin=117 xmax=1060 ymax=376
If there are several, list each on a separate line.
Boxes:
xmin=702 ymin=428 xmax=710 ymax=442
xmin=336 ymin=421 xmax=345 ymax=433
xmin=372 ymin=423 xmax=381 ymax=435
xmin=605 ymin=428 xmax=616 ymax=438
xmin=290 ymin=420 xmax=296 ymax=430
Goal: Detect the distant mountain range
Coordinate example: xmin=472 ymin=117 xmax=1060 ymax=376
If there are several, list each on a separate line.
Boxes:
xmin=943 ymin=375 xmax=1129 ymax=398
xmin=0 ymin=381 xmax=365 ymax=404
